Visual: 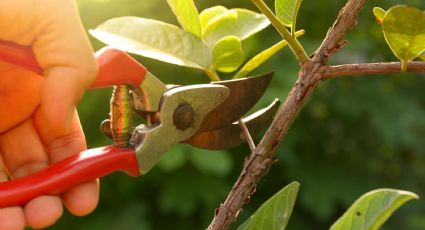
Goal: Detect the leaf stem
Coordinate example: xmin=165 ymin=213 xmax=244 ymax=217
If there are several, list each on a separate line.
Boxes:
xmin=401 ymin=60 xmax=408 ymax=72
xmin=204 ymin=69 xmax=221 ymax=81
xmin=250 ymin=0 xmax=308 ymax=63
xmin=233 ymin=30 xmax=305 ymax=79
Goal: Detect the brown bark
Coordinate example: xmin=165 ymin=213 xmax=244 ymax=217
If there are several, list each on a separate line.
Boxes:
xmin=325 ymin=61 xmax=425 ymax=79
xmin=208 ymin=0 xmax=425 ymax=229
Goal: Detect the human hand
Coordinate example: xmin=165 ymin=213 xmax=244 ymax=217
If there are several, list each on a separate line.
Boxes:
xmin=0 ymin=0 xmax=98 ymax=229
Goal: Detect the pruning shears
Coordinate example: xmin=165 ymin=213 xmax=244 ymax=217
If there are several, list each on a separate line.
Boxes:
xmin=0 ymin=41 xmax=280 ymax=207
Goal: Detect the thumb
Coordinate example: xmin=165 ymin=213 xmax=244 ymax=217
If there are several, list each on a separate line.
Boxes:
xmin=30 ymin=0 xmax=97 ymax=137
xmin=40 ymin=67 xmax=93 ymax=136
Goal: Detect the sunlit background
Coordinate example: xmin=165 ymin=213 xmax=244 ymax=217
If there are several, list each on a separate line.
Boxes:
xmin=48 ymin=0 xmax=425 ymax=229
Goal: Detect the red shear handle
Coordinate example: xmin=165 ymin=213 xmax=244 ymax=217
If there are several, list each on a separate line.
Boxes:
xmin=0 ymin=40 xmax=147 ymax=88
xmin=0 ymin=146 xmax=140 ymax=208
xmin=0 ymin=41 xmax=42 ymax=74
xmin=93 ymin=47 xmax=147 ymax=88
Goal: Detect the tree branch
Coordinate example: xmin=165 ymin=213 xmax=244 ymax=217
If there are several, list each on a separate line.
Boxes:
xmin=315 ymin=0 xmax=366 ymax=62
xmin=208 ymin=0 xmax=367 ymax=229
xmin=325 ymin=61 xmax=425 ymax=79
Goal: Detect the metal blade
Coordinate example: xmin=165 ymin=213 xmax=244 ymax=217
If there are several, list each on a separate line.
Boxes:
xmin=132 ymin=84 xmax=229 ymax=174
xmin=185 ymin=99 xmax=281 ymax=150
xmin=197 ymin=72 xmax=273 ymax=132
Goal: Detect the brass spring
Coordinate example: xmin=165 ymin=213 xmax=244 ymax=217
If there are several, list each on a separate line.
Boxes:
xmin=110 ymin=85 xmax=133 ymax=147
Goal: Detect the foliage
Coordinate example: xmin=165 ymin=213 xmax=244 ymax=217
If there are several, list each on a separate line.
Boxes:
xmin=212 ymin=36 xmax=245 ymax=73
xmin=90 ymin=17 xmax=211 ymax=69
xmin=90 ymin=2 xmax=273 ymax=81
xmin=372 ymin=7 xmax=385 ymax=25
xmin=374 ymin=5 xmax=425 ymax=71
xmin=48 ymin=0 xmax=425 ymax=229
xmin=166 ymin=0 xmax=202 ymax=38
xmin=330 ymin=189 xmax=418 ymax=230
xmin=235 ymin=30 xmax=304 ymax=78
xmin=238 ymin=182 xmax=299 ymax=230
xmin=275 ymin=0 xmax=303 ymax=34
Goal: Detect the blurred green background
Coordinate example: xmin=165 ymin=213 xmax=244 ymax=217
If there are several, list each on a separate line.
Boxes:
xmin=48 ymin=0 xmax=425 ymax=229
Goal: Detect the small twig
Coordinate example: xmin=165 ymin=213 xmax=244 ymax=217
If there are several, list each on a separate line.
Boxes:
xmin=324 ymin=61 xmax=425 ymax=79
xmin=238 ymin=119 xmax=256 ymax=153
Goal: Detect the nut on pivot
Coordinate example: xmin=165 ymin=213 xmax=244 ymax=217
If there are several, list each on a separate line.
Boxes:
xmin=100 ymin=119 xmax=112 ymax=139
xmin=174 ymin=104 xmax=195 ymax=130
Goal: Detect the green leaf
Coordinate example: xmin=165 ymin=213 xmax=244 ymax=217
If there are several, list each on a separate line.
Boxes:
xmin=203 ymin=9 xmax=270 ymax=45
xmin=212 ymin=36 xmax=244 ymax=73
xmin=235 ymin=30 xmax=304 ymax=78
xmin=419 ymin=52 xmax=425 ymax=61
xmin=90 ymin=17 xmax=211 ymax=69
xmin=199 ymin=6 xmax=228 ymax=32
xmin=238 ymin=182 xmax=300 ymax=230
xmin=373 ymin=7 xmax=386 ymax=24
xmin=275 ymin=0 xmax=303 ymax=33
xmin=166 ymin=0 xmax=202 ymax=38
xmin=330 ymin=188 xmax=419 ymax=230
xmin=382 ymin=5 xmax=425 ymax=72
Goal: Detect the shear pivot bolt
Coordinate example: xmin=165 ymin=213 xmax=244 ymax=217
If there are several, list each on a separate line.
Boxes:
xmin=174 ymin=104 xmax=195 ymax=130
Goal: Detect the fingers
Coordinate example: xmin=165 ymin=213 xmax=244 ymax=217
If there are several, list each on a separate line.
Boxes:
xmin=40 ymin=70 xmax=84 ymax=135
xmin=33 ymin=108 xmax=99 ymax=216
xmin=0 ymin=1 xmax=36 ymax=44
xmin=61 ymin=180 xmax=99 ymax=216
xmin=0 ymin=118 xmax=63 ymax=229
xmin=0 ymin=118 xmax=48 ymax=176
xmin=33 ymin=0 xmax=97 ymax=136
xmin=0 ymin=63 xmax=42 ymax=133
xmin=0 ymin=155 xmax=26 ymax=230
xmin=24 ymin=196 xmax=62 ymax=229
xmin=0 ymin=0 xmax=99 ymax=225
xmin=0 ymin=207 xmax=25 ymax=230
xmin=0 ymin=155 xmax=8 ymax=182
xmin=1 ymin=0 xmax=98 ymax=136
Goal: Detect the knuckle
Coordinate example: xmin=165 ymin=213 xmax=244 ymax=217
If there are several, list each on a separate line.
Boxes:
xmin=71 ymin=57 xmax=98 ymax=89
xmin=48 ymin=130 xmax=86 ymax=162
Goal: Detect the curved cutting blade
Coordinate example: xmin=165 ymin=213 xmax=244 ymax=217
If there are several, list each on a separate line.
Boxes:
xmin=185 ymin=99 xmax=281 ymax=150
xmin=197 ymin=72 xmax=274 ymax=132
xmin=133 ymin=84 xmax=229 ymax=173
